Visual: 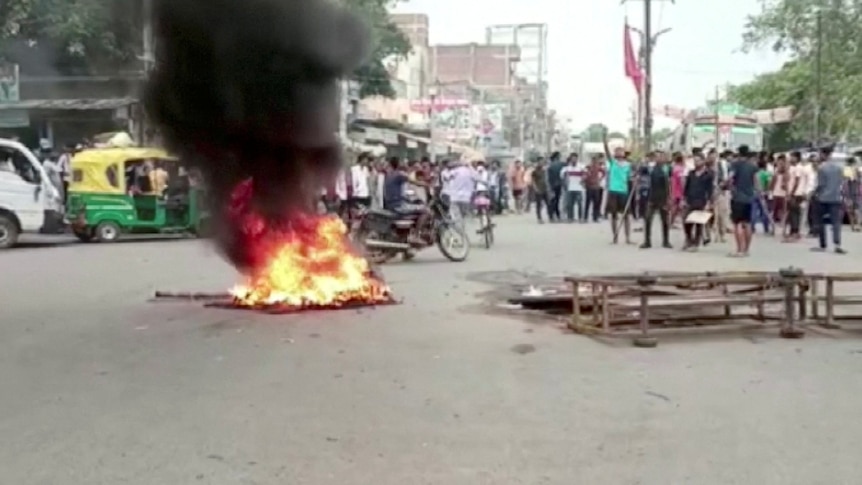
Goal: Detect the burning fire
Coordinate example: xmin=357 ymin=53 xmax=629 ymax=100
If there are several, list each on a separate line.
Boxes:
xmin=226 ymin=179 xmax=392 ymax=309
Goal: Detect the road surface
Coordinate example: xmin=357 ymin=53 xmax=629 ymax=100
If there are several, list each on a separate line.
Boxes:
xmin=3 ymin=217 xmax=862 ymax=484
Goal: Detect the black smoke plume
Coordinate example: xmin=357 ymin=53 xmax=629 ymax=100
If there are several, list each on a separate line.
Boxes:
xmin=143 ymin=0 xmax=370 ymax=271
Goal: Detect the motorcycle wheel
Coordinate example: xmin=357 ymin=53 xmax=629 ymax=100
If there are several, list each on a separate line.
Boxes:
xmin=356 ymin=227 xmax=397 ymax=265
xmin=436 ymin=223 xmax=470 ymax=262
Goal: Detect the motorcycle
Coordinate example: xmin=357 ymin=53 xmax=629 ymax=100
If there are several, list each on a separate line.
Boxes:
xmin=353 ymin=193 xmax=470 ymax=264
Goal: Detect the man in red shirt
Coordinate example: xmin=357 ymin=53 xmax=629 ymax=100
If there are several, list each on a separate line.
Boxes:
xmin=583 ymin=155 xmax=606 ymax=222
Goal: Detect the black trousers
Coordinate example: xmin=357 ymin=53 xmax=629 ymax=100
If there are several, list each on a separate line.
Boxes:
xmin=787 ymin=196 xmax=803 ymax=235
xmin=643 ymin=203 xmax=670 ymax=245
xmin=534 ymin=192 xmax=548 ymax=221
xmin=585 ymin=188 xmax=602 ymax=221
xmin=807 ymin=199 xmax=819 ymax=235
xmin=683 ymin=204 xmax=706 ymax=246
xmin=548 ymin=186 xmax=562 ymax=220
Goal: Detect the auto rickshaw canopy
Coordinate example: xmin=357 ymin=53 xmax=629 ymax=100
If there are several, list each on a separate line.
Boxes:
xmin=68 ymin=147 xmax=177 ymax=194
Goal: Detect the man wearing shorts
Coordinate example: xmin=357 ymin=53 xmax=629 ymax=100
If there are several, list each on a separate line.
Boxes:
xmin=603 ymin=130 xmax=632 ymax=244
xmin=727 ymin=145 xmax=759 ymax=257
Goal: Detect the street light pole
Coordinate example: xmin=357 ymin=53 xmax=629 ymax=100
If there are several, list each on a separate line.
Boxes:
xmin=428 ymin=82 xmax=439 ymax=164
xmin=814 ymin=9 xmax=823 ymax=143
xmin=630 ymin=25 xmax=670 ymax=155
xmin=624 ymin=0 xmax=673 ymax=154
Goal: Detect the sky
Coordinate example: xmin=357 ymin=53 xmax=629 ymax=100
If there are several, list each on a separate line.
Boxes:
xmin=394 ymin=0 xmax=787 ymax=133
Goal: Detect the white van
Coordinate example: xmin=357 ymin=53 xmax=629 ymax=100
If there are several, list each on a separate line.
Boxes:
xmin=0 ymin=138 xmax=65 ymax=248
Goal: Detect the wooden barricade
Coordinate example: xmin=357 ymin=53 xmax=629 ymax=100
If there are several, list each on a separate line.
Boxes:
xmin=564 ymin=269 xmax=806 ymax=347
xmin=805 ymin=273 xmax=862 ymax=330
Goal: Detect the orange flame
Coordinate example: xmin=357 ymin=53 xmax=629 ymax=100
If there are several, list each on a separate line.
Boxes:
xmin=230 ymin=215 xmax=391 ymax=307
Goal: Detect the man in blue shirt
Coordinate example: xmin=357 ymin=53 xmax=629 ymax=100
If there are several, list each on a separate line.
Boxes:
xmin=726 ymin=145 xmax=759 ymax=257
xmin=812 ymin=145 xmax=847 ymax=254
xmin=546 ymin=151 xmax=566 ymax=222
xmin=603 ymin=130 xmax=632 ymax=244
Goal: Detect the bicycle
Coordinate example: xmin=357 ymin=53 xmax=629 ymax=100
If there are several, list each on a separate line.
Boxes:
xmin=473 ymin=191 xmax=495 ymax=249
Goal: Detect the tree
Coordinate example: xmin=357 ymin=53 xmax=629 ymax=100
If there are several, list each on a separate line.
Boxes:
xmin=0 ymin=0 xmax=140 ymax=74
xmin=737 ymin=0 xmax=862 ymax=143
xmin=0 ymin=0 xmax=411 ymax=97
xmin=341 ymin=0 xmax=411 ymax=98
xmin=580 ymin=123 xmax=607 ymax=142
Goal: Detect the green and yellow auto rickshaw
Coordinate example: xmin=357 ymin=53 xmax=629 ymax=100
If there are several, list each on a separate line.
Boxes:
xmin=66 ymin=147 xmax=210 ymax=242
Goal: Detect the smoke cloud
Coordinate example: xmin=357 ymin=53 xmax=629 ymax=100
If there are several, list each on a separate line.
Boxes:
xmin=143 ymin=0 xmax=370 ymax=272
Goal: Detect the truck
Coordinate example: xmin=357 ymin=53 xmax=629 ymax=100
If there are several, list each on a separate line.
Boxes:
xmin=0 ymin=138 xmax=65 ymax=248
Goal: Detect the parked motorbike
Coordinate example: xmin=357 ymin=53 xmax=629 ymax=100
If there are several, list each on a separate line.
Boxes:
xmin=353 ymin=194 xmax=469 ymax=264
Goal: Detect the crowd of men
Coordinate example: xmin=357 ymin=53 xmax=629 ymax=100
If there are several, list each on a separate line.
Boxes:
xmin=324 ymin=140 xmax=861 ymax=257
xmin=322 ymin=153 xmax=509 ymax=225
xmin=514 ymin=134 xmax=859 ymax=256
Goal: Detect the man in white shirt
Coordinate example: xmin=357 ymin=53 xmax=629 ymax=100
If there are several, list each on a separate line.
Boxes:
xmin=559 ymin=154 xmax=586 ymax=222
xmin=474 ymin=161 xmax=490 ymax=192
xmin=57 ymin=144 xmax=73 ymax=199
xmin=443 ymin=159 xmax=477 ymax=228
xmin=349 ymin=153 xmax=372 ymax=209
xmin=785 ymin=150 xmax=805 ymax=240
xmin=800 ymin=152 xmax=818 ymax=235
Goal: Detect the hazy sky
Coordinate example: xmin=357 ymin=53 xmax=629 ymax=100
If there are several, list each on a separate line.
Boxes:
xmin=394 ymin=0 xmax=787 ymax=132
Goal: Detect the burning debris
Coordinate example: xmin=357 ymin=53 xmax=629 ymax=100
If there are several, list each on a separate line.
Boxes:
xmin=226 ymin=214 xmax=393 ymax=311
xmin=142 ymin=0 xmax=392 ymax=310
xmin=153 ymin=201 xmax=395 ymax=313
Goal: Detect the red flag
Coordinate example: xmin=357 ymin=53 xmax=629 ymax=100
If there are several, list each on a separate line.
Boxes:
xmin=624 ymin=22 xmax=643 ymax=97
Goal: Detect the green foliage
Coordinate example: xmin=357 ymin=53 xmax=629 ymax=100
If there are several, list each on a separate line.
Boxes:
xmin=0 ymin=0 xmax=140 ymax=73
xmin=580 ymin=123 xmax=608 ymax=142
xmin=735 ymin=0 xmax=862 ymax=143
xmin=342 ymin=0 xmax=411 ymax=98
xmin=0 ymin=0 xmax=411 ymax=94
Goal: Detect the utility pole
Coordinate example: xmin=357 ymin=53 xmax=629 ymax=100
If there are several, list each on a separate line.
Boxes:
xmin=428 ymin=81 xmax=439 ymax=164
xmin=814 ymin=9 xmax=823 ymax=144
xmin=630 ymin=25 xmax=671 ymax=154
xmin=624 ymin=0 xmax=673 ymax=154
xmin=714 ymin=85 xmax=721 ymax=150
xmin=142 ymin=0 xmax=154 ymax=72
xmin=642 ymin=0 xmax=654 ymax=153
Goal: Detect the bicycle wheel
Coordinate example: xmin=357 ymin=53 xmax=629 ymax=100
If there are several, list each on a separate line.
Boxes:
xmin=482 ymin=211 xmax=493 ymax=249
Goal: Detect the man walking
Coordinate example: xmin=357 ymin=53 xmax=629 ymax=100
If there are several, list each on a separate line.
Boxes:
xmin=811 ymin=145 xmax=846 ymax=254
xmin=530 ymin=158 xmax=549 ymax=223
xmin=727 ymin=145 xmax=759 ymax=257
xmin=560 ymin=154 xmax=586 ymax=222
xmin=546 ymin=152 xmax=565 ymax=222
xmin=640 ymin=153 xmax=672 ymax=249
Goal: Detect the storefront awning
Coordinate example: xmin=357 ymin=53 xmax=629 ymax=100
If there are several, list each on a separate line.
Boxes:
xmin=0 ymin=97 xmax=137 ymax=110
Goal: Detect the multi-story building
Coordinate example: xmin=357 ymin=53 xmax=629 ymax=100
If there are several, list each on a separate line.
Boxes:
xmin=390 ymin=13 xmax=429 ymax=48
xmin=485 ymin=24 xmax=550 ymax=155
xmin=429 ymin=43 xmax=520 ymax=93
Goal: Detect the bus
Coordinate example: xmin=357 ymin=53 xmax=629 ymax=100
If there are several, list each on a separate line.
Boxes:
xmin=662 ymin=103 xmax=764 ymax=153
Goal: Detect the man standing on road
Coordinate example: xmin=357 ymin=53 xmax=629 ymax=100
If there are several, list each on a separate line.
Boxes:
xmin=508 ymin=160 xmax=526 ymax=213
xmin=682 ymin=155 xmax=714 ymax=251
xmin=603 ymin=130 xmax=632 ymax=244
xmin=727 ymin=145 xmax=759 ymax=257
xmin=802 ymin=153 xmax=819 ymax=236
xmin=546 ymin=152 xmax=565 ymax=222
xmin=349 ymin=153 xmax=372 ymax=209
xmin=785 ymin=151 xmax=804 ymax=241
xmin=560 ymin=154 xmax=585 ymax=222
xmin=530 ymin=158 xmax=549 ymax=224
xmin=812 ymin=145 xmax=847 ymax=254
xmin=640 ymin=153 xmax=672 ymax=249
xmin=583 ymin=155 xmax=605 ymax=223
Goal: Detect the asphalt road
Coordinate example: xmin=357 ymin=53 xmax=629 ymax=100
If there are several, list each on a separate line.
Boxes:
xmin=3 ymin=217 xmax=862 ymax=484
